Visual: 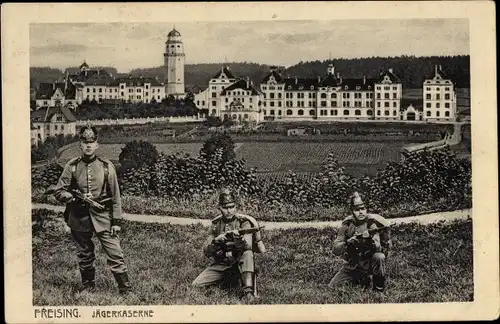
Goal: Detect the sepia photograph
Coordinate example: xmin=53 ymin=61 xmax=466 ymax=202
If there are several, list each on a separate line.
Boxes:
xmin=3 ymin=2 xmax=499 ymax=323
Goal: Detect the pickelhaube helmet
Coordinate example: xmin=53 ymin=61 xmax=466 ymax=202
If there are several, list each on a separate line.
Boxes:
xmin=79 ymin=122 xmax=98 ymax=143
xmin=350 ymin=191 xmax=366 ymax=210
xmin=219 ymin=187 xmax=236 ymax=208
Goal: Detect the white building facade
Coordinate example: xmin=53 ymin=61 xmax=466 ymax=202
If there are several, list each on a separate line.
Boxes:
xmin=423 ymin=65 xmax=457 ymax=122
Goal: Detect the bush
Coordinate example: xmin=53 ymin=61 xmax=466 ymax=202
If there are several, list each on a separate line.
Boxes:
xmin=118 ymin=140 xmax=159 ymax=171
xmin=200 ymin=132 xmax=236 ymax=161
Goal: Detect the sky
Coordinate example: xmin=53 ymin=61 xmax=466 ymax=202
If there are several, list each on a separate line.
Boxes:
xmin=30 ymin=19 xmax=470 ymax=73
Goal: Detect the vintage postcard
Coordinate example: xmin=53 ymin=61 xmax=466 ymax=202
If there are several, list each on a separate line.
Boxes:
xmin=2 ymin=1 xmax=499 ymax=323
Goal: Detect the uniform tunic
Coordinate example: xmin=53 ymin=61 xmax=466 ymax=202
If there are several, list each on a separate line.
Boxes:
xmin=329 ymin=214 xmax=389 ymax=287
xmin=53 ymin=156 xmax=122 ymax=233
xmin=192 ymin=213 xmax=255 ymax=287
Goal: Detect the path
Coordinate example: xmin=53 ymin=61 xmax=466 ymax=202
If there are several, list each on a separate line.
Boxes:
xmin=32 ymin=203 xmax=472 ymax=230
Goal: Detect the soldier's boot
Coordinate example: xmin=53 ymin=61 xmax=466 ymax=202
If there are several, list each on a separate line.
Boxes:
xmin=78 ymin=268 xmax=96 ymax=292
xmin=373 ymin=275 xmax=386 ymax=292
xmin=241 ymin=271 xmax=256 ymax=303
xmin=113 ymin=272 xmax=132 ymax=295
xmin=358 ymin=274 xmax=371 ymax=290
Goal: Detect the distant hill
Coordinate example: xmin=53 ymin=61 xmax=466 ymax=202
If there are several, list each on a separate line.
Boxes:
xmin=283 ymin=55 xmax=470 ymax=88
xmin=30 ymin=55 xmax=470 ymax=90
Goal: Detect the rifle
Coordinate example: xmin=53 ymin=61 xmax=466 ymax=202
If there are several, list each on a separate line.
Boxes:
xmin=45 ymin=186 xmax=111 ymax=211
xmin=212 ymin=227 xmax=264 ymax=262
xmin=344 ymin=226 xmax=389 ymax=263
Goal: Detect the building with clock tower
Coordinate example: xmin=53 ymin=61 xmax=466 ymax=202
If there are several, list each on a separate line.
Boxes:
xmin=164 ymin=27 xmax=185 ymax=98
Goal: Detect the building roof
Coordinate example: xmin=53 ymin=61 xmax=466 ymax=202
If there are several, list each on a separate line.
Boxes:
xmin=65 ymin=81 xmax=77 ymax=99
xmin=85 ymin=73 xmax=119 ymax=86
xmin=402 ymin=98 xmax=424 ymax=111
xmin=319 ymin=73 xmax=339 ymax=87
xmin=211 ymin=65 xmax=236 ymax=80
xmin=426 ymin=65 xmax=451 ymax=80
xmin=69 ymin=69 xmax=111 ymax=83
xmin=261 ymin=70 xmax=285 ymax=83
xmin=377 ymin=69 xmax=401 ymax=83
xmin=80 ymin=61 xmax=89 ymax=69
xmin=186 ymin=84 xmax=207 ymax=94
xmin=168 ymin=28 xmax=181 ymax=37
xmin=36 ymin=82 xmax=65 ymax=100
xmin=115 ymin=76 xmax=162 ymax=87
xmin=339 ymin=78 xmax=377 ymax=91
xmin=284 ymin=77 xmax=319 ymax=91
xmin=30 ymin=106 xmax=77 ymax=123
xmin=220 ymin=79 xmax=261 ymax=96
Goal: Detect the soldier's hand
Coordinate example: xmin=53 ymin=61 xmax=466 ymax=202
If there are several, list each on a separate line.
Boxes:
xmin=110 ymin=225 xmax=121 ymax=236
xmin=60 ymin=192 xmax=75 ymax=203
xmin=347 ymin=236 xmax=358 ymax=244
xmin=214 ymin=234 xmax=227 ymax=243
xmin=362 ymin=230 xmax=370 ymax=239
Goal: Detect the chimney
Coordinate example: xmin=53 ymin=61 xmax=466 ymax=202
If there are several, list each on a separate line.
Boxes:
xmin=295 ymin=76 xmax=298 ymax=85
xmin=97 ymin=70 xmax=100 ymax=75
xmin=363 ymin=75 xmax=366 ymax=85
xmin=435 ymin=65 xmax=438 ymax=75
xmin=246 ymin=77 xmax=250 ymax=88
xmin=318 ymin=75 xmax=321 ymax=83
xmin=336 ymin=72 xmax=340 ymax=78
xmin=340 ymin=77 xmax=343 ymax=84
xmin=388 ymin=68 xmax=393 ymax=73
xmin=327 ymin=64 xmax=334 ymax=75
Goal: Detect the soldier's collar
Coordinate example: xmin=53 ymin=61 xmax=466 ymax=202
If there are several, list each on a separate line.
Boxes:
xmin=81 ymin=155 xmax=97 ymax=164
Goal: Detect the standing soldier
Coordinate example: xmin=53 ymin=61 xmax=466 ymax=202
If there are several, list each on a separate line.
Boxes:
xmin=51 ymin=124 xmax=132 ymax=294
xmin=328 ymin=192 xmax=392 ymax=292
xmin=192 ymin=188 xmax=266 ymax=302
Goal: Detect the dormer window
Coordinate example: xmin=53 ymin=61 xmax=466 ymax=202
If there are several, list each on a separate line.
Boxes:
xmin=368 ymin=86 xmax=372 ymax=90
xmin=344 ymin=86 xmax=348 ymax=90
xmin=298 ymin=86 xmax=304 ymax=90
xmin=288 ymin=86 xmax=292 ymax=90
xmin=356 ymin=86 xmax=361 ymax=90
xmin=310 ymin=86 xmax=314 ymax=90
xmin=436 ymin=81 xmax=440 ymax=84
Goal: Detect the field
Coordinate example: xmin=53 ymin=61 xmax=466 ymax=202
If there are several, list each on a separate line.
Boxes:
xmin=32 ymin=209 xmax=473 ymax=305
xmin=59 ymin=141 xmax=414 ymax=177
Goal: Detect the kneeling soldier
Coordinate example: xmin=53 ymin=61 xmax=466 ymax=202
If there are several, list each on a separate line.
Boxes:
xmin=328 ymin=192 xmax=392 ymax=292
xmin=51 ymin=124 xmax=132 ymax=295
xmin=192 ymin=188 xmax=266 ymax=302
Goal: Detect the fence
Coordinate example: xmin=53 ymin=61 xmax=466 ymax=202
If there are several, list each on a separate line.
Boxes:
xmin=76 ymin=115 xmax=206 ymax=126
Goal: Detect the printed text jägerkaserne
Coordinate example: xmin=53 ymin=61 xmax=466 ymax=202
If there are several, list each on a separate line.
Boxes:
xmin=92 ymin=309 xmax=154 ymax=318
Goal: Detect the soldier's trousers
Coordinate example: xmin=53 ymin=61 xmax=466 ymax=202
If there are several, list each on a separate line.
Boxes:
xmin=192 ymin=250 xmax=254 ymax=287
xmin=71 ymin=229 xmax=128 ymax=274
xmin=328 ymin=252 xmax=386 ymax=288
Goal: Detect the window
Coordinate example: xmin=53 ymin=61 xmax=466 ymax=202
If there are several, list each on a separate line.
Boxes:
xmin=393 ymin=86 xmax=397 ymax=90
xmin=278 ymin=102 xmax=282 ymax=107
xmin=212 ymin=93 xmax=217 ymax=98
xmin=298 ymin=109 xmax=304 ymax=116
xmin=225 ymin=98 xmax=228 ymax=103
xmin=367 ymin=110 xmax=373 ymax=116
xmin=120 ymin=85 xmax=124 ymax=89
xmin=61 ymin=125 xmax=64 ymax=131
xmin=287 ymin=109 xmax=293 ymax=115
xmin=436 ymin=94 xmax=440 ymax=100
xmin=436 ymin=111 xmax=440 ymax=117
xmin=436 ymin=103 xmax=440 ymax=108
xmin=321 ymin=93 xmax=327 ymax=99
xmin=445 ymin=111 xmax=450 ymax=117
xmin=426 ymin=87 xmax=431 ymax=91
xmin=93 ymin=88 xmax=96 ymax=93
xmin=262 ymin=86 xmax=267 ymax=90
xmin=393 ymin=93 xmax=397 ymax=99
xmin=377 ymin=102 xmax=381 ymax=108
xmin=384 ymin=102 xmax=389 ymax=107
xmin=212 ymin=101 xmax=216 ymax=106
xmin=393 ymin=110 xmax=397 ymax=116
xmin=309 ymin=109 xmax=315 ymax=116
xmin=146 ymin=92 xmax=149 ymax=96
xmin=426 ymin=94 xmax=431 ymax=100
xmin=426 ymin=111 xmax=431 ymax=116
xmin=384 ymin=93 xmax=389 ymax=99
xmin=377 ymin=110 xmax=381 ymax=116
xmin=86 ymin=88 xmax=90 ymax=92
xmin=376 ymin=86 xmax=381 ymax=90
xmin=445 ymin=103 xmax=450 ymax=108
xmin=321 ymin=101 xmax=327 ymax=107
xmin=270 ymin=93 xmax=275 ymax=99
xmin=445 ymin=94 xmax=450 ymax=100
xmin=445 ymin=87 xmax=450 ymax=91
xmin=343 ymin=109 xmax=349 ymax=116
xmin=384 ymin=110 xmax=390 ymax=116
xmin=355 ymin=109 xmax=361 ymax=116
xmin=278 ymin=93 xmax=282 ymax=99
xmin=426 ymin=103 xmax=431 ymax=108
xmin=331 ymin=101 xmax=337 ymax=107
xmin=270 ymin=102 xmax=275 ymax=107
xmin=377 ymin=93 xmax=381 ymax=99
xmin=262 ymin=110 xmax=267 ymax=115
xmin=331 ymin=93 xmax=337 ymax=99
xmin=137 ymin=89 xmax=142 ymax=93
xmin=270 ymin=110 xmax=275 ymax=116
xmin=393 ymin=102 xmax=397 ymax=107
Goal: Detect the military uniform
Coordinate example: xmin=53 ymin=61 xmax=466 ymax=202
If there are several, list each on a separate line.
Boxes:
xmin=192 ymin=189 xmax=265 ymax=301
xmin=328 ymin=193 xmax=391 ymax=291
xmin=52 ymin=125 xmax=131 ymax=294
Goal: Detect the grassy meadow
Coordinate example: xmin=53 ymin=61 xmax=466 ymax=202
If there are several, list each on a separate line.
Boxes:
xmin=33 ymin=209 xmax=473 ymax=306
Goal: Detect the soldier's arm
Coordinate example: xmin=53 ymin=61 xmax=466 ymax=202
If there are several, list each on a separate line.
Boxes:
xmin=239 ymin=221 xmax=253 ymax=251
xmin=370 ymin=223 xmax=382 ymax=252
xmin=333 ymin=225 xmax=348 ymax=256
xmin=107 ymin=162 xmax=123 ymax=225
xmin=203 ymin=235 xmax=217 ymax=258
xmin=53 ymin=162 xmax=73 ymax=202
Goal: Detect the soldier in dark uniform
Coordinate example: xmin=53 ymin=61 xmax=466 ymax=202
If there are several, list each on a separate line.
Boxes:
xmin=328 ymin=192 xmax=391 ymax=292
xmin=52 ymin=124 xmax=132 ymax=294
xmin=192 ymin=188 xmax=266 ymax=302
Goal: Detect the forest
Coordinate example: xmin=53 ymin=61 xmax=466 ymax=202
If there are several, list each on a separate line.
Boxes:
xmin=30 ymin=55 xmax=470 ymax=90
